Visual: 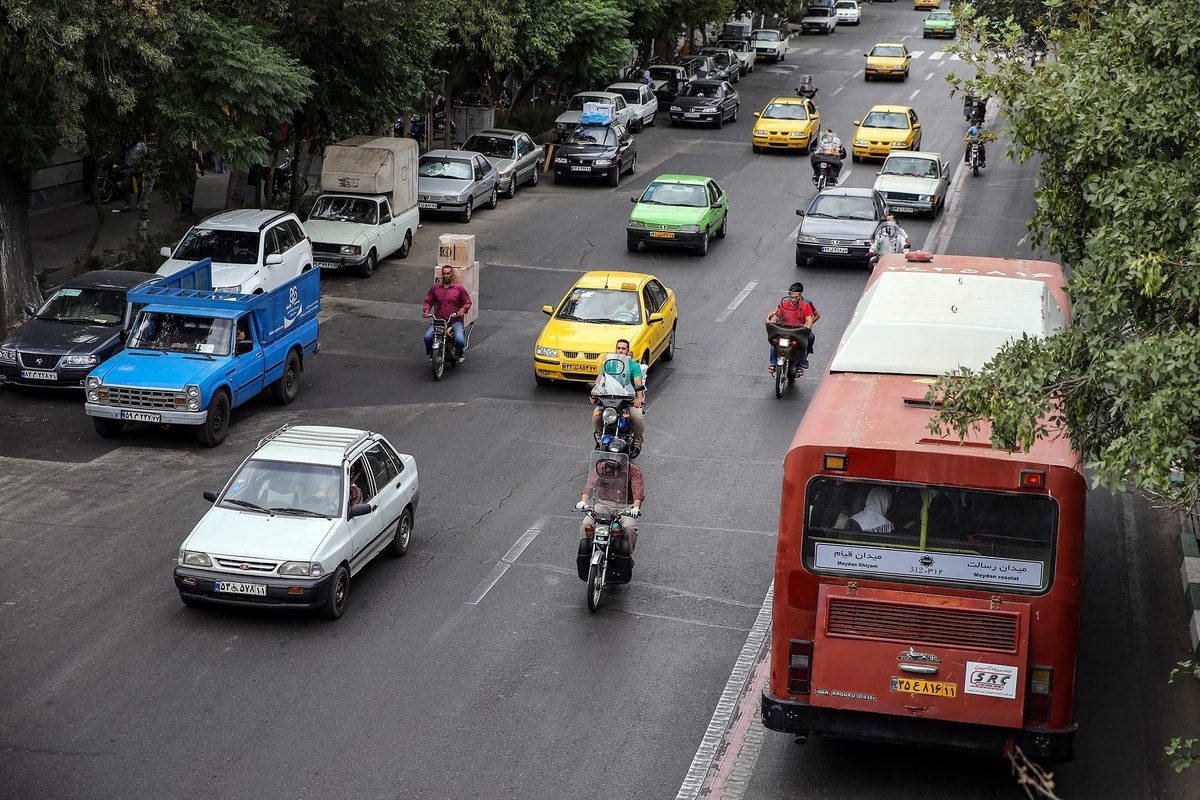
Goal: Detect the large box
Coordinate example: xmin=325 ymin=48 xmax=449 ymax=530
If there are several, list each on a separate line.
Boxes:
xmin=581 ymin=103 xmax=615 ymax=125
xmin=320 ymin=136 xmax=419 ymax=211
xmin=432 ymin=260 xmax=479 ymax=326
xmin=438 ymin=233 xmax=475 ymax=268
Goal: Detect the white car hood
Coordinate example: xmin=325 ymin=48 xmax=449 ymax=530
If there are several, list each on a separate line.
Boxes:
xmin=556 ymin=110 xmax=584 ymax=125
xmin=158 ymin=257 xmax=260 ymax=290
xmin=303 ymin=219 xmax=374 ymax=246
xmin=874 ymin=174 xmax=940 ymax=194
xmin=184 ymin=506 xmax=339 ymax=562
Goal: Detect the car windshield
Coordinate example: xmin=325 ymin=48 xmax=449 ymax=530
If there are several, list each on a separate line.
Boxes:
xmin=462 ymin=135 xmax=515 ymax=159
xmin=609 ymin=87 xmax=642 ymax=103
xmin=567 ymin=94 xmax=609 ymax=110
xmin=556 ymin=288 xmax=642 ymax=325
xmin=220 ymin=459 xmax=344 ymax=518
xmin=870 ymin=46 xmax=906 ymax=58
xmin=882 ymin=157 xmax=938 ymax=177
xmin=36 ymin=287 xmax=125 ymax=325
xmin=308 ymin=196 xmax=378 ymax=224
xmin=649 ymin=67 xmax=679 ymax=81
xmin=754 ymin=30 xmax=781 ymax=41
xmin=701 ymin=50 xmax=732 ymax=65
xmin=719 ymin=40 xmax=747 ymax=51
xmin=928 ymin=11 xmax=953 ymax=19
xmin=418 ymin=158 xmax=473 ymax=180
xmin=566 ymin=125 xmax=617 ymax=146
xmin=807 ymin=195 xmax=879 ymax=220
xmin=639 ymin=182 xmax=708 ymax=207
xmin=173 ymin=228 xmax=260 ymax=265
xmin=680 ymin=83 xmax=721 ymax=98
xmin=762 ymin=102 xmax=808 ymax=120
xmin=862 ymin=111 xmax=910 ymax=129
xmin=128 ymin=311 xmax=233 ymax=355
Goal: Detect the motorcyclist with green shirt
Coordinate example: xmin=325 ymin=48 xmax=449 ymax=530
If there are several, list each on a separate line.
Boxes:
xmin=590 ymin=338 xmax=645 ymax=458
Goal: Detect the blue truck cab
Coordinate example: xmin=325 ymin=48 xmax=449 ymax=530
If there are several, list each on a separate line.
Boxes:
xmin=84 ymin=259 xmax=320 ymax=446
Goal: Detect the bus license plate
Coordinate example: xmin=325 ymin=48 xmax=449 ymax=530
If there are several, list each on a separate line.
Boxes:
xmin=215 ymin=581 xmax=267 ymax=596
xmin=20 ymin=370 xmax=57 ymax=380
xmin=120 ymin=410 xmax=161 ymax=423
xmin=650 ymin=231 xmax=675 ymax=238
xmin=821 ymin=246 xmax=849 ymax=254
xmin=891 ymin=677 xmax=958 ymax=698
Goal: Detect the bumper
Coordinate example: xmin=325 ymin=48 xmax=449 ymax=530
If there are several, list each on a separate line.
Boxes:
xmin=86 ymin=402 xmax=207 ymax=426
xmin=534 ymin=357 xmax=598 ymax=383
xmin=670 ymin=111 xmax=722 ymax=124
xmin=854 ymin=143 xmax=906 ymax=159
xmin=313 ymin=252 xmax=368 ymax=268
xmin=0 ymin=365 xmax=90 ymax=388
xmin=174 ymin=566 xmax=337 ymax=611
xmin=755 ymin=50 xmax=782 ymax=60
xmin=762 ymin=691 xmax=1076 ymax=762
xmin=417 ymin=200 xmax=467 ymax=214
xmin=627 ymin=228 xmax=706 ymax=248
xmin=865 ymin=66 xmax=907 ymax=78
xmin=925 ymin=27 xmax=956 ymax=36
xmin=882 ymin=198 xmax=935 ymax=213
xmin=753 ymin=134 xmax=810 ymax=150
xmin=555 ymin=165 xmax=618 ymax=180
xmin=797 ymin=242 xmax=871 ymax=264
xmin=800 ymin=25 xmax=830 ymax=34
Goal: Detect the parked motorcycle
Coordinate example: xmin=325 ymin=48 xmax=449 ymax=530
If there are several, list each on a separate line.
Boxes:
xmin=575 ymin=452 xmax=635 ymax=612
xmin=96 ymin=162 xmax=131 ymax=205
xmin=429 ymin=316 xmax=472 ymax=380
xmin=766 ymin=320 xmax=810 ymax=398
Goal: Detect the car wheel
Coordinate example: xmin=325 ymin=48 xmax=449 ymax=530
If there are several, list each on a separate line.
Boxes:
xmin=670 ymin=119 xmax=679 ymax=127
xmin=648 ymin=111 xmax=657 ymax=127
xmin=796 ymin=248 xmax=812 ymax=267
xmin=903 ymin=68 xmax=910 ymax=79
xmin=627 ymin=237 xmax=639 ymax=252
xmin=627 ymin=153 xmax=636 ymax=175
xmin=486 ymin=185 xmax=499 ymax=209
xmin=504 ymin=176 xmax=517 ymax=199
xmin=608 ymin=165 xmax=620 ymax=187
xmin=632 ymin=117 xmax=645 ymax=133
xmin=271 ymin=349 xmax=301 ymax=404
xmin=195 ymin=390 xmax=230 ymax=447
xmin=852 ymin=153 xmax=862 ymax=163
xmin=716 ymin=211 xmax=728 ymax=238
xmin=179 ymin=593 xmax=202 ymax=608
xmin=319 ymin=565 xmax=350 ymax=619
xmin=661 ymin=324 xmax=677 ymax=361
xmin=714 ymin=112 xmax=723 ymax=130
xmin=357 ymin=249 xmax=376 ymax=279
xmin=386 ymin=507 xmax=413 ymax=557
xmin=529 ymin=165 xmax=540 ymax=186
xmin=752 ymin=145 xmax=761 ymax=154
xmin=459 ymin=197 xmax=473 ymax=222
xmin=397 ymin=231 xmax=411 ymax=259
xmin=695 ymin=231 xmax=709 ymax=256
xmin=731 ymin=104 xmax=739 ymax=123
xmin=923 ymin=31 xmax=930 ymax=38
xmin=92 ymin=416 xmax=124 ymax=438
xmin=865 ymin=73 xmax=872 ymax=81
xmin=535 ymin=374 xmax=554 ymax=387
xmin=733 ymin=71 xmax=740 ymax=83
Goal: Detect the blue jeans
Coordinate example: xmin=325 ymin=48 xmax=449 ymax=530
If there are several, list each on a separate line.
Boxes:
xmin=425 ymin=320 xmax=465 ymax=358
xmin=770 ymin=332 xmax=814 ymax=366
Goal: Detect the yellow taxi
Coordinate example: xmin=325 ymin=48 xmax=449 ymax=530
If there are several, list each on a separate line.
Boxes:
xmin=534 ymin=271 xmax=678 ymax=385
xmin=751 ymin=96 xmax=821 ymax=153
xmin=851 ymin=105 xmax=923 ymax=161
xmin=914 ymin=0 xmax=940 ymax=8
xmin=864 ymin=42 xmax=911 ymax=81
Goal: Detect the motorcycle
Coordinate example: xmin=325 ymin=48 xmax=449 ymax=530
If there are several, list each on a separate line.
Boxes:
xmin=813 ymin=159 xmax=836 ymax=191
xmin=969 ymin=139 xmax=982 ymax=177
xmin=590 ymin=354 xmax=640 ymax=457
xmin=766 ymin=319 xmax=810 ymax=398
xmin=429 ymin=316 xmax=473 ymax=380
xmin=796 ymin=79 xmax=818 ymax=100
xmin=575 ymin=452 xmax=635 ymax=612
xmin=96 ymin=162 xmax=132 ymax=205
xmin=963 ymin=94 xmax=986 ymax=124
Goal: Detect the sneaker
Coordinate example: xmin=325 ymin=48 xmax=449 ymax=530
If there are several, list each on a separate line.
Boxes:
xmin=456 ymin=355 xmax=465 ymax=365
xmin=427 ymin=354 xmax=433 ymax=361
xmin=630 ymin=445 xmax=641 ymax=459
xmin=801 ymin=360 xmax=810 ymax=370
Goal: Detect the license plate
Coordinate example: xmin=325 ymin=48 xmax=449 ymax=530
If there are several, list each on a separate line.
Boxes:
xmin=214 ymin=581 xmax=267 ymax=596
xmin=890 ymin=206 xmax=916 ymax=212
xmin=650 ymin=231 xmax=675 ymax=239
xmin=891 ymin=677 xmax=958 ymax=698
xmin=20 ymin=370 xmax=57 ymax=380
xmin=685 ymin=113 xmax=700 ymax=118
xmin=821 ymin=246 xmax=849 ymax=254
xmin=562 ymin=364 xmax=595 ymax=372
xmin=418 ymin=202 xmax=437 ymax=209
xmin=570 ymin=166 xmax=591 ymax=172
xmin=119 ymin=410 xmax=161 ymax=422
xmin=316 ymin=261 xmax=338 ymax=268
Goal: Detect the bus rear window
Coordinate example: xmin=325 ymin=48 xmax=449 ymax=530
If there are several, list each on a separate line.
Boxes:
xmin=803 ymin=477 xmax=1056 ymax=593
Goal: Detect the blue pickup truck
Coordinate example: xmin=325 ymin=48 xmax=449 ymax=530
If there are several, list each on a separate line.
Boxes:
xmin=84 ymin=259 xmax=320 ymax=446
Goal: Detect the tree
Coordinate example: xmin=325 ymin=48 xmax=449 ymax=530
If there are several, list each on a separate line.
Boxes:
xmin=930 ymin=0 xmax=1200 ymax=507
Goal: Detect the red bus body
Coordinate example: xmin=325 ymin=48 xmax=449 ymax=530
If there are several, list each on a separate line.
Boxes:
xmin=762 ymin=254 xmax=1083 ymax=761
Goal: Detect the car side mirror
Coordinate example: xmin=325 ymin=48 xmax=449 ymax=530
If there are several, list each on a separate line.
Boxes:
xmin=542 ymin=304 xmax=554 ymax=315
xmin=203 ymin=490 xmax=218 ymax=503
xmin=265 ymin=254 xmax=284 ymax=265
xmin=118 ymin=329 xmax=128 ymax=343
xmin=631 ymin=196 xmax=639 ymax=203
xmin=649 ymin=312 xmax=665 ymax=325
xmin=853 ymin=120 xmax=861 ymax=127
xmin=348 ymin=502 xmax=373 ymax=519
xmin=160 ymin=246 xmax=173 ymax=258
xmin=795 ymin=209 xmax=805 ymax=216
xmin=752 ymin=111 xmax=760 ymax=117
xmin=913 ymin=122 xmax=921 ymax=129
xmin=236 ymin=340 xmax=254 ymax=355
xmin=712 ymin=201 xmax=724 ymax=209
xmin=24 ymin=304 xmax=37 ymax=317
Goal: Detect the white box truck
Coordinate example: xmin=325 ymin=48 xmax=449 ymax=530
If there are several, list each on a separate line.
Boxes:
xmin=307 ymin=136 xmax=420 ymax=279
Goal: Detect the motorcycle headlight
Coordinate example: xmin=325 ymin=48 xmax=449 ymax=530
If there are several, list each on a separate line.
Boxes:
xmin=679 ymin=224 xmax=701 ymax=233
xmin=799 ymin=235 xmax=819 ymax=244
xmin=602 ymin=408 xmax=618 ymax=425
xmin=535 ymin=345 xmax=557 ymax=358
xmin=340 ymin=245 xmax=362 ymax=255
xmin=0 ymin=346 xmax=15 ymax=364
xmin=279 ymin=561 xmax=323 ymax=577
xmin=593 ymin=158 xmax=612 ymax=167
xmin=854 ymin=139 xmax=868 ymax=146
xmin=777 ymin=338 xmax=791 ymax=347
xmin=87 ymin=375 xmax=102 ymax=390
xmin=627 ymin=220 xmax=648 ymax=229
xmin=61 ymin=354 xmax=98 ymax=367
xmin=180 ymin=550 xmax=212 ymax=567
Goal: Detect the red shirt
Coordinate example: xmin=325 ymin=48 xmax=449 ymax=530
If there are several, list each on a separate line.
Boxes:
xmin=582 ymin=463 xmax=645 ymax=504
xmin=423 ymin=282 xmax=472 ymax=319
xmin=773 ymin=299 xmax=815 ymax=327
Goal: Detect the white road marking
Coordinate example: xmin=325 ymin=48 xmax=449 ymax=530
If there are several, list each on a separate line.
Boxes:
xmin=785 ymin=223 xmax=801 ymax=241
xmin=925 ymin=72 xmax=934 ymax=81
xmin=910 ymin=51 xmax=925 ymax=59
xmin=833 ymin=86 xmax=844 ymax=95
xmin=929 ymin=51 xmax=945 ymax=60
xmin=909 ymin=90 xmax=920 ymax=99
xmin=900 ymin=34 xmax=910 ymax=41
xmin=803 ymin=47 xmax=821 ymax=54
xmin=717 ymin=281 xmax=759 ymax=322
xmin=949 ymin=53 xmax=961 ymax=60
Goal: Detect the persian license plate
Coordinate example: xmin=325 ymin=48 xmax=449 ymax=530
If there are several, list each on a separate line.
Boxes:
xmin=650 ymin=231 xmax=675 ymax=239
xmin=20 ymin=370 xmax=57 ymax=381
xmin=891 ymin=677 xmax=958 ymax=698
xmin=119 ymin=410 xmax=161 ymax=423
xmin=214 ymin=581 xmax=267 ymax=596
xmin=316 ymin=261 xmax=338 ymax=269
xmin=685 ymin=112 xmax=700 ymax=118
xmin=562 ymin=364 xmax=595 ymax=372
xmin=570 ymin=166 xmax=591 ymax=172
xmin=418 ymin=202 xmax=437 ymax=209
xmin=890 ymin=206 xmax=917 ymax=213
xmin=821 ymin=246 xmax=850 ymax=254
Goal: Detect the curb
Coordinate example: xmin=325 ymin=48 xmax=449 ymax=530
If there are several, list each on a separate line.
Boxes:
xmin=1180 ymin=509 xmax=1200 ymax=650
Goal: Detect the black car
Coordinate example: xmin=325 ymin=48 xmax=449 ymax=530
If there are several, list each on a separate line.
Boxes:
xmin=676 ymin=55 xmax=718 ymax=81
xmin=794 ymin=188 xmax=888 ymax=267
xmin=649 ymin=64 xmax=694 ymax=105
xmin=0 ymin=270 xmax=157 ymax=389
xmin=669 ymin=81 xmax=741 ymax=128
xmin=698 ymin=48 xmax=741 ymax=83
xmin=552 ymin=123 xmax=637 ymax=187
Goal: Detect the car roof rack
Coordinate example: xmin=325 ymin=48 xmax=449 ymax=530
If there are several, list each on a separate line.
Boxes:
xmin=257 ymin=424 xmax=372 ymax=457
xmin=257 ymin=211 xmax=290 ymax=231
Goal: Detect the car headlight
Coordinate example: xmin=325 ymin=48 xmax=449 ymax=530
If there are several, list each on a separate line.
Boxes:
xmin=754 ymin=129 xmax=767 ymax=136
xmin=340 ymin=245 xmax=362 ymax=255
xmin=61 ymin=354 xmax=98 ymax=367
xmin=279 ymin=561 xmax=323 ymax=577
xmin=0 ymin=346 xmax=17 ymax=364
xmin=500 ymin=171 xmax=513 ymax=180
xmin=854 ymin=139 xmax=868 ymax=146
xmin=87 ymin=375 xmax=102 ymax=390
xmin=593 ymin=158 xmax=611 ymax=167
xmin=628 ymin=219 xmax=648 ymax=228
xmin=679 ymin=224 xmax=701 ymax=233
xmin=856 ymin=239 xmax=873 ymax=247
xmin=441 ymin=195 xmax=457 ymax=202
xmin=699 ymin=107 xmax=717 ymax=114
xmin=798 ymin=235 xmax=819 ymax=244
xmin=187 ymin=397 xmax=200 ymax=410
xmin=180 ymin=550 xmax=212 ymax=567
xmin=88 ymin=390 xmax=99 ymax=401
xmin=215 ymin=285 xmax=241 ymax=293
xmin=670 ymin=106 xmax=683 ymax=112
xmin=535 ymin=345 xmax=557 ymax=358
xmin=891 ymin=142 xmax=908 ymax=150
xmin=927 ymin=195 xmax=937 ymax=203
xmin=601 ymin=408 xmax=618 ymax=425
xmin=790 ymin=130 xmax=805 ymax=137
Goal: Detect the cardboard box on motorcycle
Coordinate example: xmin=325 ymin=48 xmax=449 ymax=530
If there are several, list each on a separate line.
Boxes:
xmin=433 ymin=249 xmax=479 ymax=326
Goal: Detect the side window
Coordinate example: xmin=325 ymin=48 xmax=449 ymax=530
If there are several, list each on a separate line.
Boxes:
xmin=642 ymin=286 xmax=658 ymax=315
xmin=648 ymin=280 xmax=669 ymax=309
xmin=279 ymin=224 xmax=299 ymax=252
xmin=474 ymin=158 xmax=485 ymax=181
xmin=235 ymin=315 xmax=253 ymax=346
xmin=263 ymin=227 xmax=283 ymax=257
xmin=516 ymin=139 xmax=528 ymax=158
xmin=909 ymin=110 xmax=919 ymax=126
xmin=379 ymin=199 xmax=392 ymax=223
xmin=615 ymin=96 xmax=626 ymax=110
xmin=378 ymin=439 xmax=406 ymax=474
xmin=707 ymin=182 xmax=720 ymax=205
xmin=287 ymin=220 xmax=306 ymax=246
xmin=349 ymin=457 xmax=375 ymax=503
xmin=363 ymin=443 xmax=398 ymax=489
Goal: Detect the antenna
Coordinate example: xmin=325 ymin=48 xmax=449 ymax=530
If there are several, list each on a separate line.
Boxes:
xmin=604 ymin=273 xmax=610 ymax=288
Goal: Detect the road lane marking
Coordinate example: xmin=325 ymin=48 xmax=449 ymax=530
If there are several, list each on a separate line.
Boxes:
xmin=949 ymin=53 xmax=961 ymax=60
xmin=923 ymin=103 xmax=1000 ymax=253
xmin=925 ymin=72 xmax=934 ymax=81
xmin=832 ymin=86 xmax=844 ymax=95
xmin=910 ymin=51 xmax=925 ymax=58
xmin=929 ymin=51 xmax=945 ymax=60
xmin=717 ymin=281 xmax=759 ymax=322
xmin=803 ymin=47 xmax=821 ymax=54
xmin=608 ymin=609 xmax=754 ymax=632
xmin=909 ymin=89 xmax=920 ymax=99
xmin=900 ymin=34 xmax=910 ymax=41
xmin=675 ymin=582 xmax=774 ymax=800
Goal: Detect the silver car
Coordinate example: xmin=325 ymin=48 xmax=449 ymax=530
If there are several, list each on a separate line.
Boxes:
xmin=459 ymin=129 xmax=545 ymax=199
xmin=417 ymin=150 xmax=500 ymax=223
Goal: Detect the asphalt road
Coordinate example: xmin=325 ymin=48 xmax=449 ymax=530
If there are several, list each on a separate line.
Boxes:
xmin=1 ymin=4 xmax=1198 ymax=799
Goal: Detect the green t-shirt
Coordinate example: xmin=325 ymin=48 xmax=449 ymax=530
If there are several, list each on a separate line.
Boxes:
xmin=601 ymin=356 xmax=643 ymax=389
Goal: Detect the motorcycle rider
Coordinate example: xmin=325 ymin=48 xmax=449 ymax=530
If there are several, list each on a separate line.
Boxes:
xmin=422 ymin=265 xmax=472 ymax=364
xmin=766 ymin=283 xmax=817 ymax=375
xmin=810 ymin=129 xmax=845 ymax=186
xmin=869 ymin=215 xmax=911 ymax=264
xmin=964 ymin=121 xmax=987 ymax=168
xmin=576 ymin=449 xmax=644 ymax=553
xmin=797 ymin=75 xmax=818 ymax=99
xmin=591 ymin=339 xmax=645 ymax=457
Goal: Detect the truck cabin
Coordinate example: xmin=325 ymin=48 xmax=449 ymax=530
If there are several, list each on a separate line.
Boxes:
xmin=128 ymin=307 xmax=254 ymax=357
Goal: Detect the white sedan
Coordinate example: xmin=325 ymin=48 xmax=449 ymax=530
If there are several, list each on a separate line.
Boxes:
xmin=174 ymin=425 xmax=419 ymax=619
xmin=836 ymin=0 xmax=861 ymax=25
xmin=605 ymin=82 xmax=659 ymax=131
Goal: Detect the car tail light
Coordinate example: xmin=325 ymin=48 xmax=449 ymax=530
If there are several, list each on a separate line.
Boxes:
xmin=1026 ymin=666 xmax=1053 ymax=720
xmin=788 ymin=640 xmax=813 ymax=694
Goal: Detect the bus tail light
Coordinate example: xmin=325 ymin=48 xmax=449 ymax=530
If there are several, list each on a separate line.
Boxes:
xmin=788 ymin=640 xmax=813 ymax=694
xmin=1019 ymin=469 xmax=1045 ymax=488
xmin=1026 ymin=666 xmax=1053 ymax=720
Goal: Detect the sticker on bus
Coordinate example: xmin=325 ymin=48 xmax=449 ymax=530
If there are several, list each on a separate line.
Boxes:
xmin=812 ymin=543 xmax=1044 ymax=589
xmin=964 ymin=662 xmax=1019 ymax=699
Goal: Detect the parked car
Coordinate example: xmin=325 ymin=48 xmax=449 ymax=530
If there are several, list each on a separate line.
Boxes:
xmin=864 ymin=42 xmax=912 ymax=80
xmin=554 ymin=91 xmax=635 ymax=140
xmin=0 ymin=270 xmax=158 ymax=389
xmin=605 ymin=83 xmax=660 ymax=131
xmin=459 ymin=129 xmax=545 ymax=198
xmin=752 ymin=96 xmax=821 ymax=153
xmin=915 ymin=0 xmax=941 ymax=8
xmin=697 ymin=48 xmax=742 ymax=83
xmin=923 ymin=10 xmax=957 ymax=37
xmin=676 ymin=55 xmax=718 ymax=81
xmin=553 ymin=123 xmax=637 ymax=186
xmin=752 ymin=28 xmax=789 ymax=61
xmin=416 ymin=149 xmax=499 ymax=223
xmin=174 ymin=424 xmax=419 ymax=619
xmin=872 ymin=150 xmax=950 ymax=218
xmin=157 ymin=210 xmax=313 ymax=295
xmin=836 ymin=1 xmax=862 ymax=25
xmin=851 ymin=104 xmax=923 ymax=161
xmin=648 ymin=64 xmax=694 ymax=105
xmin=716 ymin=38 xmax=756 ymax=74
xmin=669 ymin=80 xmax=740 ymax=128
xmin=794 ymin=187 xmax=889 ymax=267
xmin=627 ymin=174 xmax=729 ymax=256
xmin=800 ymin=6 xmax=838 ymax=34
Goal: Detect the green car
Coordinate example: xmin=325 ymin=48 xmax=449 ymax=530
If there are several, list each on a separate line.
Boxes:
xmin=923 ymin=10 xmax=957 ymax=38
xmin=627 ymin=174 xmax=728 ymax=256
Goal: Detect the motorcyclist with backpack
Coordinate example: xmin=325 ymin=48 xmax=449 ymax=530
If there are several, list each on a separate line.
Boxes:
xmin=810 ymin=129 xmax=846 ymax=186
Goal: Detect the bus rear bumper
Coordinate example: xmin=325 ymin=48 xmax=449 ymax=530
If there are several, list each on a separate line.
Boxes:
xmin=762 ymin=690 xmax=1076 ymax=762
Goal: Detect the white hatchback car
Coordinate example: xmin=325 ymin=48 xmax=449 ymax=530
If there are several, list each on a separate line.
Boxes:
xmin=836 ymin=1 xmax=862 ymax=25
xmin=174 ymin=425 xmax=419 ymax=619
xmin=158 ymin=210 xmax=313 ymax=295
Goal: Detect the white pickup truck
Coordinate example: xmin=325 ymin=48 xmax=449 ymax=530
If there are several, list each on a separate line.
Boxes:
xmin=307 ymin=136 xmax=420 ymax=279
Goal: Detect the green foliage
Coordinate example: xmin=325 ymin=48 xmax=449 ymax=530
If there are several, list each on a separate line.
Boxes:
xmin=928 ymin=0 xmax=1200 ymax=508
xmin=501 ymin=103 xmax=564 ymax=137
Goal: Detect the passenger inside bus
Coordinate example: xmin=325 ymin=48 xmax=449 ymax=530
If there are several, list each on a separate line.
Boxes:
xmin=847 ymin=487 xmax=893 ymax=532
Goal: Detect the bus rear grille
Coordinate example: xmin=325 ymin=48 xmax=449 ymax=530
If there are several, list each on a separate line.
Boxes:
xmin=827 ymin=596 xmax=1019 ymax=652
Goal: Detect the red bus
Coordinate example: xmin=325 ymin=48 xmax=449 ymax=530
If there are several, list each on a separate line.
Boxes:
xmin=762 ymin=253 xmax=1084 ymax=761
